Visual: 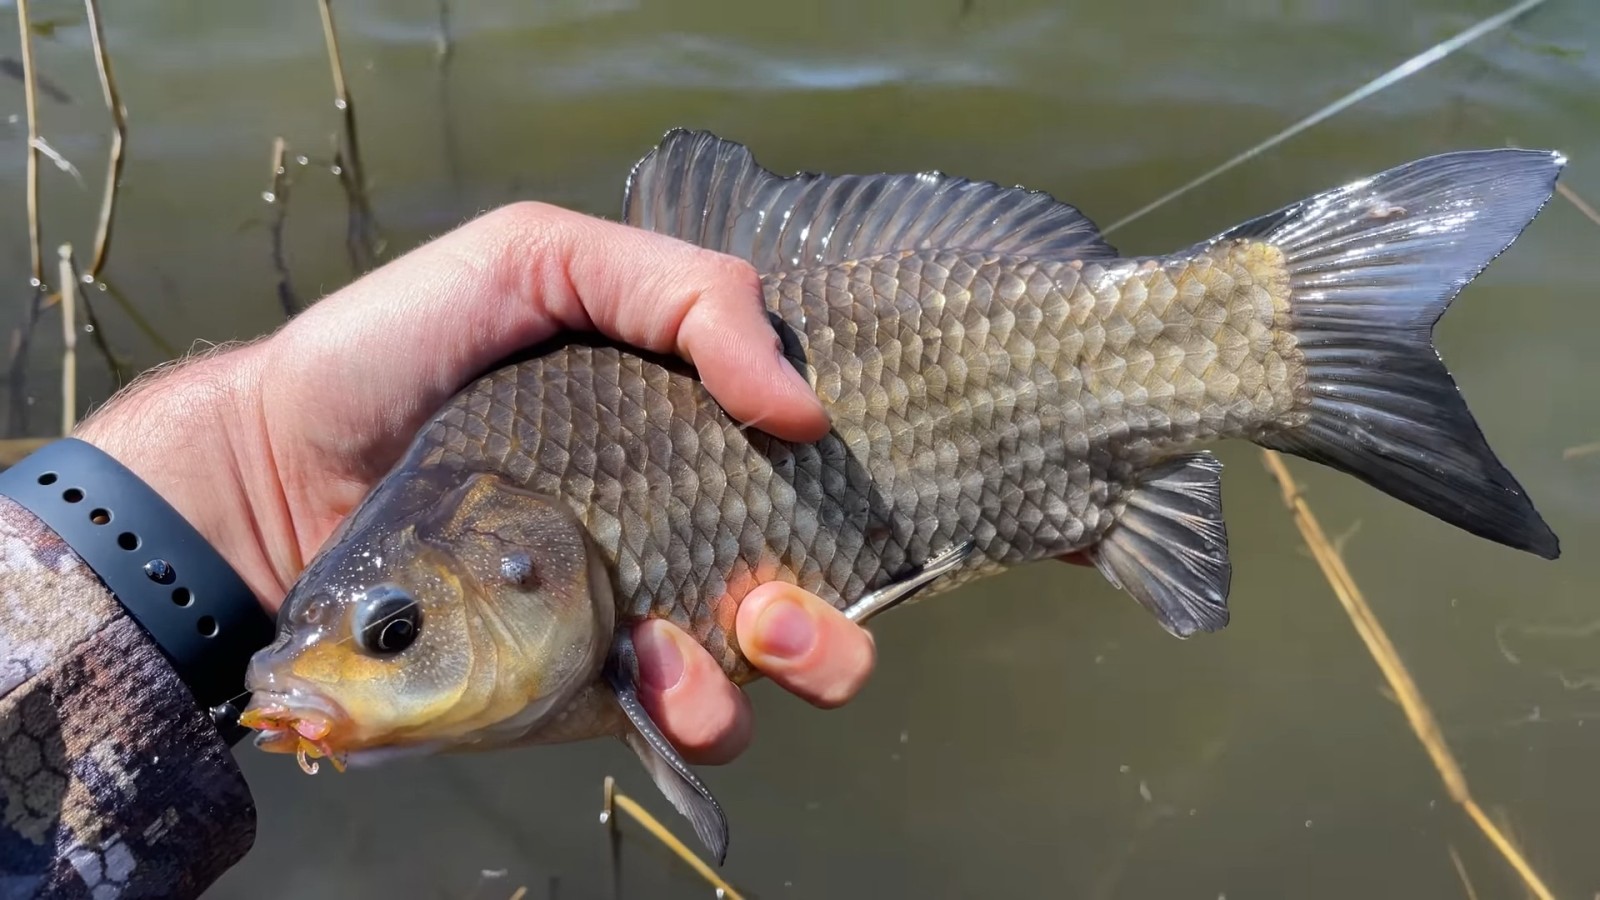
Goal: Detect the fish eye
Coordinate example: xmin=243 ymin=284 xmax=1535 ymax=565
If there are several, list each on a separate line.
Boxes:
xmin=354 ymin=585 xmax=422 ymax=656
xmin=501 ymin=552 xmax=536 ymax=586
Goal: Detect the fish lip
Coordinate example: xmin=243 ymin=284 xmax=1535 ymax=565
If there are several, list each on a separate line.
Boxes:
xmin=240 ymin=682 xmax=353 ymax=752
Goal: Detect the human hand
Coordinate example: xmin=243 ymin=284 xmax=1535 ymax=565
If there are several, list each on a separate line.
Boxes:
xmin=73 ymin=201 xmax=877 ymax=761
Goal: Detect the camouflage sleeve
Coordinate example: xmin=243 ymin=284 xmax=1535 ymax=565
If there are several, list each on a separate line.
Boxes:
xmin=0 ymin=495 xmax=256 ymax=898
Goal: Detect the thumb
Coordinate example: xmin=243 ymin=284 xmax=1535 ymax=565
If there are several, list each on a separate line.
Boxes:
xmin=272 ymin=202 xmax=831 ymax=476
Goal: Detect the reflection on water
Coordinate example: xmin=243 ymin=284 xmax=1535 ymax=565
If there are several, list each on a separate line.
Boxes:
xmin=0 ymin=0 xmax=1595 ymax=897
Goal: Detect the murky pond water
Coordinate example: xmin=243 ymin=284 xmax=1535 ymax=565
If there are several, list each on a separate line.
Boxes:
xmin=1 ymin=0 xmax=1596 ymax=896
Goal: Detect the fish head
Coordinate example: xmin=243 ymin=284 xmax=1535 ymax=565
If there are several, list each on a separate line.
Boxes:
xmin=240 ymin=469 xmax=617 ymax=768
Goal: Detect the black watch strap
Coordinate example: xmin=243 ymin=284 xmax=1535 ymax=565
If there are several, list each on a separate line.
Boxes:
xmin=0 ymin=438 xmax=276 ymax=745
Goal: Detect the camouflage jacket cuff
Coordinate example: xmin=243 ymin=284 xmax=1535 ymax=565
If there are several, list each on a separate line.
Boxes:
xmin=0 ymin=494 xmax=256 ymax=898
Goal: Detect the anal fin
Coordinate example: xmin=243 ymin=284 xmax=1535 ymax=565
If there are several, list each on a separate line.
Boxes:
xmin=1089 ymin=453 xmax=1231 ymax=638
xmin=604 ymin=635 xmax=730 ymax=865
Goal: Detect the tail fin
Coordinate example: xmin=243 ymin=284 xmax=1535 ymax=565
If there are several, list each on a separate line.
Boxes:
xmin=1215 ymin=148 xmax=1564 ymax=559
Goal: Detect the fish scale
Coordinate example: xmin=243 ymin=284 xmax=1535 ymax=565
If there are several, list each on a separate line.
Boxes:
xmin=414 ymin=241 xmax=1293 ymax=679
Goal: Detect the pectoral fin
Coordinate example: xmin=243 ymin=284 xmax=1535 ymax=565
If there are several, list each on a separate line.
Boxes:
xmin=842 ymin=539 xmax=976 ymax=625
xmin=1090 ymin=453 xmax=1231 ymax=638
xmin=604 ymin=634 xmax=730 ymax=865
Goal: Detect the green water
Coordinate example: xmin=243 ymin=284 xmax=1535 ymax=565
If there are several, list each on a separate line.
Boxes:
xmin=2 ymin=0 xmax=1597 ymax=897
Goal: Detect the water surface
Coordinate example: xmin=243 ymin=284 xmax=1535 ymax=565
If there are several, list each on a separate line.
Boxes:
xmin=0 ymin=1 xmax=1595 ymax=897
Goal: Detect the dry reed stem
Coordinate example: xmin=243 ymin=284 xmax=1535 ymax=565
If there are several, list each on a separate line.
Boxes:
xmin=1261 ymin=450 xmax=1557 ymax=900
xmin=1450 ymin=844 xmax=1482 ymax=900
xmin=16 ymin=0 xmax=41 ymax=286
xmin=316 ymin=0 xmax=380 ymax=272
xmin=83 ymin=0 xmax=124 ymax=279
xmin=7 ymin=0 xmax=46 ymax=435
xmin=506 ymin=888 xmax=527 ymax=900
xmin=1555 ymin=183 xmax=1600 ymax=229
xmin=599 ymin=776 xmax=744 ymax=900
xmin=56 ymin=244 xmax=75 ymax=433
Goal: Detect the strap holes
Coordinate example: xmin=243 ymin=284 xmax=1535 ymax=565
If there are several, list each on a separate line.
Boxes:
xmin=37 ymin=472 xmax=56 ymax=485
xmin=117 ymin=531 xmax=139 ymax=551
xmin=89 ymin=508 xmax=110 ymax=525
xmin=62 ymin=488 xmax=83 ymax=503
xmin=172 ymin=587 xmax=192 ymax=607
xmin=197 ymin=616 xmax=218 ymax=637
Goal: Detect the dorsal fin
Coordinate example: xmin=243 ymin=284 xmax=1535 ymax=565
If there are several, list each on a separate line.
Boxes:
xmin=622 ymin=128 xmax=1118 ymax=271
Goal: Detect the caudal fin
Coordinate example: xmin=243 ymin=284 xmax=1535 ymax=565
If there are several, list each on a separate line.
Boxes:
xmin=1214 ymin=148 xmax=1564 ymax=559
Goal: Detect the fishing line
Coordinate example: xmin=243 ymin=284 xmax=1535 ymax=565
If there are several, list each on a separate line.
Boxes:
xmin=1101 ymin=0 xmax=1551 ymax=235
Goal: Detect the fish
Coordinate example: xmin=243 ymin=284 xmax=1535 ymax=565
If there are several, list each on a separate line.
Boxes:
xmin=240 ymin=129 xmax=1565 ymax=863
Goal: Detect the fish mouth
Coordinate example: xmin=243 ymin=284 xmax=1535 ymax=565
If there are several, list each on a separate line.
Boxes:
xmin=239 ymin=688 xmax=352 ymax=775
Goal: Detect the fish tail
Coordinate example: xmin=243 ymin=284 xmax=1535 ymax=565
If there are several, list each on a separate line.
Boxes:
xmin=1219 ymin=148 xmax=1565 ymax=559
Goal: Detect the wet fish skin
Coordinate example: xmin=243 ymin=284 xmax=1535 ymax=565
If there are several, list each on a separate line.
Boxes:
xmin=417 ymin=237 xmax=1298 ymax=675
xmin=242 ymin=131 xmax=1566 ymax=864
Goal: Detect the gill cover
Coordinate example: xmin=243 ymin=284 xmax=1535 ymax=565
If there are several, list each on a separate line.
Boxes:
xmin=245 ymin=468 xmax=615 ymax=751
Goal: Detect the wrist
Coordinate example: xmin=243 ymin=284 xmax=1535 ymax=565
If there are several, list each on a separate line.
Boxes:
xmin=74 ymin=341 xmax=287 ymax=611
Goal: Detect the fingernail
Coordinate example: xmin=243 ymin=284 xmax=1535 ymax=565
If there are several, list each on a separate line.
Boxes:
xmin=636 ymin=621 xmax=685 ymax=692
xmin=777 ymin=345 xmax=829 ymax=418
xmin=754 ymin=594 xmax=816 ymax=661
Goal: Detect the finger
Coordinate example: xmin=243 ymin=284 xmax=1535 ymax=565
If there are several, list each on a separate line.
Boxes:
xmin=544 ymin=205 xmax=831 ymax=443
xmin=736 ymin=582 xmax=875 ymax=709
xmin=273 ymin=201 xmax=829 ymax=476
xmin=633 ymin=618 xmax=753 ymax=765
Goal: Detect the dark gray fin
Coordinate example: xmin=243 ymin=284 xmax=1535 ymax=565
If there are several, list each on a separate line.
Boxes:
xmin=622 ymin=128 xmax=1117 ymax=271
xmin=604 ymin=634 xmax=730 ymax=865
xmin=842 ymin=539 xmax=976 ymax=625
xmin=1090 ymin=453 xmax=1230 ymax=639
xmin=1215 ymin=148 xmax=1565 ymax=560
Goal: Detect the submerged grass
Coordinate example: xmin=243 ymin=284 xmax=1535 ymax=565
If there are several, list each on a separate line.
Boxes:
xmin=1261 ymin=451 xmax=1557 ymax=900
xmin=1449 ymin=844 xmax=1482 ymax=900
